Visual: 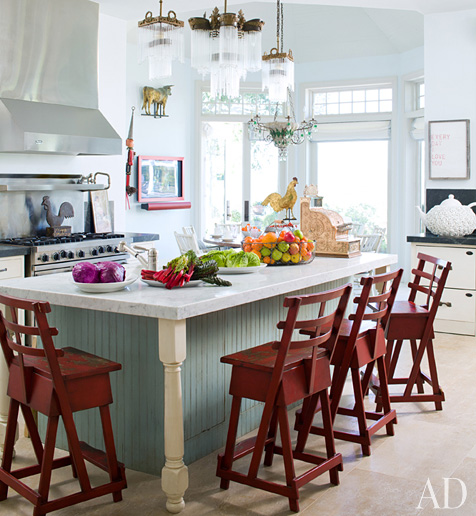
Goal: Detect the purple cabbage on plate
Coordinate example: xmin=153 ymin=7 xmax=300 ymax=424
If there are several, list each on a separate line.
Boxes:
xmin=97 ymin=261 xmax=126 ymax=283
xmin=72 ymin=262 xmax=100 ymax=283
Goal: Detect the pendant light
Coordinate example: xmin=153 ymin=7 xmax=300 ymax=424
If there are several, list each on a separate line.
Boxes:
xmin=262 ymin=0 xmax=294 ymax=103
xmin=189 ymin=2 xmax=265 ymax=98
xmin=138 ymin=0 xmax=185 ymax=80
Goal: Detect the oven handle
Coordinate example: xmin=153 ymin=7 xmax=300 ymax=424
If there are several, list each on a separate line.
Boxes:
xmin=0 ymin=268 xmax=7 ymax=273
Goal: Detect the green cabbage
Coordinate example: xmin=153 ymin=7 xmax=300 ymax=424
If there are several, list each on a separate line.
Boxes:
xmin=226 ymin=251 xmax=249 ymax=268
xmin=246 ymin=252 xmax=260 ymax=267
xmin=201 ymin=250 xmax=227 ymax=267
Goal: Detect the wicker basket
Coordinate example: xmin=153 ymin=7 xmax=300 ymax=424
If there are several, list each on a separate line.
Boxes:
xmin=242 ymin=241 xmax=315 ymax=266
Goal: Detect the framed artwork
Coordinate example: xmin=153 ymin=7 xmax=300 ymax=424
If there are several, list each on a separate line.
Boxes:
xmin=137 ymin=156 xmax=184 ymax=203
xmin=90 ymin=190 xmax=112 ymax=233
xmin=429 ymin=120 xmax=470 ymax=179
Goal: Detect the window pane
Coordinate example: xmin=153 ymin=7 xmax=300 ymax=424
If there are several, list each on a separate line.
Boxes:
xmin=353 ymin=90 xmax=365 ymax=102
xmin=327 ymin=103 xmax=339 ymax=115
xmin=316 ymin=141 xmax=388 ymax=241
xmin=340 ymin=103 xmax=352 ymax=114
xmin=379 ymin=100 xmax=392 ymax=112
xmin=327 ymin=92 xmax=339 ymax=103
xmin=366 ymin=89 xmax=379 ymax=101
xmin=250 ymin=141 xmax=279 ymax=228
xmin=340 ymin=91 xmax=352 ymax=103
xmin=353 ymin=102 xmax=365 ymax=114
xmin=366 ymin=101 xmax=379 ymax=113
xmin=202 ymin=122 xmax=243 ymax=230
xmin=379 ymin=88 xmax=392 ymax=100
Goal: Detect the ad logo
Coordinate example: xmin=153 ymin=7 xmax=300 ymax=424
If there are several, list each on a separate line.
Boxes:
xmin=418 ymin=478 xmax=467 ymax=509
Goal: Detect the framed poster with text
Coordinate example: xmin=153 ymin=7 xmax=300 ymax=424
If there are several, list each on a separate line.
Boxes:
xmin=429 ymin=119 xmax=470 ymax=179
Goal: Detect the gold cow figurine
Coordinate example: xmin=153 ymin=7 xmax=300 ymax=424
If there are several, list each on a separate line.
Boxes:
xmin=142 ymin=85 xmax=173 ymax=117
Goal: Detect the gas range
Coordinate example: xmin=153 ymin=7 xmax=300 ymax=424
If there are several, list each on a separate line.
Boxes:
xmin=0 ymin=232 xmax=129 ymax=276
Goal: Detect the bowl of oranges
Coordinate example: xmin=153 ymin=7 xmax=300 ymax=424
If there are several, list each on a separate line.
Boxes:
xmin=242 ymin=229 xmax=315 ymax=265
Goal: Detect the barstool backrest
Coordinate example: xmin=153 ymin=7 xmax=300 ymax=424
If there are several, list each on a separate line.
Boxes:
xmin=408 ymin=252 xmax=452 ymax=325
xmin=0 ymin=293 xmax=63 ymax=404
xmin=273 ymin=284 xmax=352 ymax=395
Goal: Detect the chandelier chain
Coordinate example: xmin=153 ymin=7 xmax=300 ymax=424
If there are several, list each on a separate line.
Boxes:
xmin=276 ymin=0 xmax=281 ymax=51
xmin=288 ymin=87 xmax=296 ymax=122
xmin=281 ymin=3 xmax=284 ymax=53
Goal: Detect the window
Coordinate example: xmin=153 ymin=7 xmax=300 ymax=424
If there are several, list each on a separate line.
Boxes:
xmin=307 ymin=81 xmax=393 ymax=246
xmin=416 ymin=81 xmax=425 ymax=110
xmin=199 ymin=88 xmax=280 ymax=234
xmin=312 ymin=86 xmax=393 ymax=116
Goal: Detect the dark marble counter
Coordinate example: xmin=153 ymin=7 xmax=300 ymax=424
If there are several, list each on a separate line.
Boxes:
xmin=0 ymin=245 xmax=30 ymax=258
xmin=407 ymin=234 xmax=476 ymax=246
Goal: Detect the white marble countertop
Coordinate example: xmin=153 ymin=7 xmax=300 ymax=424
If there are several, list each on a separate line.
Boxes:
xmin=0 ymin=253 xmax=397 ymax=320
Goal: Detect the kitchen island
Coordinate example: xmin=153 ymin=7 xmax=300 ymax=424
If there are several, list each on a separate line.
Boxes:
xmin=0 ymin=252 xmax=397 ymax=513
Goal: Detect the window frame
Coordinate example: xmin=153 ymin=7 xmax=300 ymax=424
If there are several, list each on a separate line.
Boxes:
xmin=196 ymin=82 xmax=286 ymax=235
xmin=301 ymin=78 xmax=395 ymax=241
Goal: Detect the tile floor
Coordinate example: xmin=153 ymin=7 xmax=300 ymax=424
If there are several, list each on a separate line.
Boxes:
xmin=1 ymin=331 xmax=475 ymax=516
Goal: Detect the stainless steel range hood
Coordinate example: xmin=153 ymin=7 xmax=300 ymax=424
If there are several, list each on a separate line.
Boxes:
xmin=0 ymin=0 xmax=122 ymax=155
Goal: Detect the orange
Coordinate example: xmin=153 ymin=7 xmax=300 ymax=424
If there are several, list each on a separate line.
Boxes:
xmin=244 ymin=236 xmax=253 ymax=244
xmin=263 ymin=256 xmax=271 ymax=264
xmin=251 ymin=250 xmax=261 ymax=259
xmin=270 ymin=259 xmax=276 ymax=264
xmin=252 ymin=242 xmax=263 ymax=251
xmin=262 ymin=231 xmax=278 ymax=248
xmin=243 ymin=244 xmax=252 ymax=252
xmin=307 ymin=241 xmax=315 ymax=251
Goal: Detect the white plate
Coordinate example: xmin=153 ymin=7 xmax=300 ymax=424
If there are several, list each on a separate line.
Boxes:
xmin=210 ymin=234 xmax=223 ymax=239
xmin=218 ymin=264 xmax=267 ymax=274
xmin=72 ymin=274 xmax=138 ymax=293
xmin=141 ymin=279 xmax=203 ymax=288
xmin=221 ymin=238 xmax=235 ymax=242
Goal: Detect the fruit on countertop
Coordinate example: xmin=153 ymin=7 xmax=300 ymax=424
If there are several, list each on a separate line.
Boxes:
xmin=241 ymin=229 xmax=315 ymax=265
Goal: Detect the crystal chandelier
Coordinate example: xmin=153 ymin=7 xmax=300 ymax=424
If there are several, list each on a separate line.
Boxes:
xmin=262 ymin=0 xmax=294 ymax=103
xmin=189 ymin=2 xmax=265 ymax=98
xmin=138 ymin=1 xmax=184 ymax=80
xmin=248 ymin=89 xmax=317 ymax=161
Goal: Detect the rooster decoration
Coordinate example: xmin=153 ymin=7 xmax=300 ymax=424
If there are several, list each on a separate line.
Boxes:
xmin=41 ymin=196 xmax=74 ymax=227
xmin=262 ymin=177 xmax=299 ymax=220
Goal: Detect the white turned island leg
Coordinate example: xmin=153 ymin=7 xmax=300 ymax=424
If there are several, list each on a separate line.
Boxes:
xmin=158 ymin=319 xmax=189 ymax=514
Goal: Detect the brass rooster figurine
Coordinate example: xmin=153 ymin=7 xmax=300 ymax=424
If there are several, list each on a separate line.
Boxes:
xmin=41 ymin=196 xmax=74 ymax=227
xmin=262 ymin=177 xmax=299 ymax=220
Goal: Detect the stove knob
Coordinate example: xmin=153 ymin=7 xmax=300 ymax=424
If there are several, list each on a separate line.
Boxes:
xmin=60 ymin=250 xmax=67 ymax=258
xmin=41 ymin=254 xmax=49 ymax=263
xmin=53 ymin=252 xmax=60 ymax=261
xmin=67 ymin=251 xmax=74 ymax=259
xmin=106 ymin=245 xmax=113 ymax=253
xmin=78 ymin=250 xmax=85 ymax=258
xmin=91 ymin=249 xmax=98 ymax=256
xmin=114 ymin=246 xmax=120 ymax=253
xmin=98 ymin=246 xmax=105 ymax=254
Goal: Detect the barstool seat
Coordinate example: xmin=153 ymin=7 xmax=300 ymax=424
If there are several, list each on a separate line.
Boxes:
xmin=373 ymin=253 xmax=451 ymax=411
xmin=295 ymin=269 xmax=403 ymax=456
xmin=217 ymin=284 xmax=352 ymax=512
xmin=0 ymin=294 xmax=126 ymax=516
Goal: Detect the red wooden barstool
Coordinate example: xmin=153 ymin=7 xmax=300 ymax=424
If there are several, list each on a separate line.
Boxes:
xmin=374 ymin=253 xmax=451 ymax=411
xmin=0 ymin=294 xmax=126 ymax=516
xmin=216 ymin=284 xmax=352 ymax=512
xmin=295 ymin=269 xmax=402 ymax=456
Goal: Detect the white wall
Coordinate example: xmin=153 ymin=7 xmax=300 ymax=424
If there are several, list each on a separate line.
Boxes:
xmin=123 ymin=21 xmax=195 ymax=262
xmin=0 ymin=14 xmax=128 ymax=231
xmin=425 ymin=9 xmax=476 ymax=189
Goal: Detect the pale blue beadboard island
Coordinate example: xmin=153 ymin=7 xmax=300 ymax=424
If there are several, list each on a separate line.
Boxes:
xmin=0 ymin=252 xmax=397 ymax=513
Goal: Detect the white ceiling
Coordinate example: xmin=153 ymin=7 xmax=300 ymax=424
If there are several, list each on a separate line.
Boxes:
xmin=94 ymin=1 xmax=425 ymax=63
xmin=93 ymin=0 xmax=476 ymax=19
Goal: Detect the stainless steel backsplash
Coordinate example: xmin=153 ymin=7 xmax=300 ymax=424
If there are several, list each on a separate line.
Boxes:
xmin=0 ymin=191 xmax=84 ymax=238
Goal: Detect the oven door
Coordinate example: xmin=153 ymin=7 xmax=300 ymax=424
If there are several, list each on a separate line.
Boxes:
xmin=30 ymin=255 xmax=128 ymax=276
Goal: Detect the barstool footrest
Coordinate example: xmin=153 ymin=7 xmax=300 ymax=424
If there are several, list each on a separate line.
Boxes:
xmin=79 ymin=441 xmax=125 ymax=475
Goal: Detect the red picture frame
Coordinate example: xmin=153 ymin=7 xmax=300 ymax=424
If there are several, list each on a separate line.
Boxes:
xmin=137 ymin=156 xmax=184 ymax=203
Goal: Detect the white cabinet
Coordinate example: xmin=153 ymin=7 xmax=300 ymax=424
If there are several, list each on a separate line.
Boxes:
xmin=410 ymin=243 xmax=476 ymax=336
xmin=0 ymin=255 xmax=24 ymax=454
